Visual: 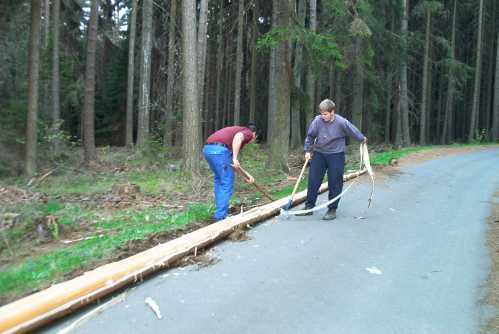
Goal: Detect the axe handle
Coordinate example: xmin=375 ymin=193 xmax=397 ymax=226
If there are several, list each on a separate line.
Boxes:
xmin=289 ymin=156 xmax=310 ymax=201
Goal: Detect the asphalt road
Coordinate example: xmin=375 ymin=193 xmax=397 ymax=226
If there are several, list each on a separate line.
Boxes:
xmin=47 ymin=148 xmax=499 ymax=334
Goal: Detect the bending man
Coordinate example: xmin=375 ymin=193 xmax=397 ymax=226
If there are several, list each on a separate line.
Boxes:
xmin=297 ymin=99 xmax=366 ymax=220
xmin=203 ymin=124 xmax=257 ymax=221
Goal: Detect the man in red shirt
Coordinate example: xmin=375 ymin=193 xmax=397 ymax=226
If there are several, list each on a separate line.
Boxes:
xmin=203 ymin=124 xmax=257 ymax=220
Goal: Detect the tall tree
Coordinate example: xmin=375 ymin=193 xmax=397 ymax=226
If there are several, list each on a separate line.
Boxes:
xmin=137 ymin=0 xmax=153 ymax=147
xmin=249 ymin=1 xmax=258 ymax=124
xmin=197 ymin=0 xmax=209 ymax=127
xmin=233 ymin=0 xmax=245 ymax=125
xmin=267 ymin=1 xmax=278 ymax=144
xmin=51 ymin=0 xmax=61 ymax=137
xmin=290 ymin=0 xmax=305 ymax=149
xmin=215 ymin=2 xmax=224 ymax=130
xmin=419 ymin=3 xmax=432 ymax=144
xmin=181 ymin=0 xmax=201 ymax=174
xmin=82 ymin=0 xmax=99 ymax=164
xmin=125 ymin=0 xmax=138 ymax=147
xmin=268 ymin=0 xmax=291 ymax=171
xmin=492 ymin=31 xmax=499 ymax=141
xmin=25 ymin=0 xmax=42 ymax=176
xmin=441 ymin=0 xmax=457 ymax=144
xmin=399 ymin=0 xmax=411 ymax=146
xmin=468 ymin=0 xmax=484 ymax=142
xmin=164 ymin=0 xmax=177 ymax=146
xmin=305 ymin=0 xmax=317 ymax=127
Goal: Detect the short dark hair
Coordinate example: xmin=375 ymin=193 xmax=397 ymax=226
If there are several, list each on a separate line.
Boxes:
xmin=247 ymin=123 xmax=257 ymax=133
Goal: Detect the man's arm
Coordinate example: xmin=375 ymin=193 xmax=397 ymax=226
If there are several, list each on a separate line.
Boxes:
xmin=232 ymin=132 xmax=245 ymax=170
xmin=343 ymin=120 xmax=366 ymax=143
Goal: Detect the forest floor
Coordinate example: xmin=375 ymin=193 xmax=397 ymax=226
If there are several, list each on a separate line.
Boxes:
xmin=0 ymin=142 xmax=497 ymax=328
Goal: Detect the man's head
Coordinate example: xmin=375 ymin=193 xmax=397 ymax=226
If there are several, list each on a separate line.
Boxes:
xmin=247 ymin=123 xmax=258 ymax=142
xmin=319 ymin=99 xmax=336 ymax=122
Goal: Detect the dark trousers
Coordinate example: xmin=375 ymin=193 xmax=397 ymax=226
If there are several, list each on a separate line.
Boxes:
xmin=305 ymin=151 xmax=345 ymax=210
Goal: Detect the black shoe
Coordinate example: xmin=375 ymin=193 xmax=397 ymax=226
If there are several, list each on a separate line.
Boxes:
xmin=322 ymin=208 xmax=336 ymax=220
xmin=295 ymin=206 xmax=313 ymax=216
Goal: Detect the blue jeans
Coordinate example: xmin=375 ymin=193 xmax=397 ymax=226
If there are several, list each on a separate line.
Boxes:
xmin=305 ymin=151 xmax=345 ymax=210
xmin=203 ymin=144 xmax=235 ymax=220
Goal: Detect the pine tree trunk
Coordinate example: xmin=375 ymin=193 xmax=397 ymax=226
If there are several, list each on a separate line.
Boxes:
xmin=25 ymin=0 xmax=42 ymax=176
xmin=441 ymin=0 xmax=457 ymax=144
xmin=181 ymin=0 xmax=200 ymax=174
xmin=137 ymin=0 xmax=153 ymax=147
xmin=197 ymin=0 xmax=209 ymax=125
xmin=352 ymin=37 xmax=364 ymax=131
xmin=400 ymin=0 xmax=411 ymax=146
xmin=82 ymin=0 xmax=99 ymax=164
xmin=384 ymin=70 xmax=393 ymax=143
xmin=215 ymin=3 xmax=224 ymax=130
xmin=125 ymin=0 xmax=138 ymax=147
xmin=468 ymin=0 xmax=484 ymax=142
xmin=233 ymin=0 xmax=244 ymax=125
xmin=267 ymin=0 xmax=278 ymax=145
xmin=305 ymin=0 xmax=317 ymax=127
xmin=419 ymin=8 xmax=431 ymax=145
xmin=492 ymin=31 xmax=499 ymax=140
xmin=51 ymin=0 xmax=61 ymax=136
xmin=290 ymin=0 xmax=305 ymax=149
xmin=164 ymin=0 xmax=177 ymax=146
xmin=249 ymin=1 xmax=258 ymax=124
xmin=268 ymin=0 xmax=290 ymax=172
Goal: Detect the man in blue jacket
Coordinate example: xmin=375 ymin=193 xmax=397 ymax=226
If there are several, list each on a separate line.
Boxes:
xmin=297 ymin=99 xmax=367 ymax=220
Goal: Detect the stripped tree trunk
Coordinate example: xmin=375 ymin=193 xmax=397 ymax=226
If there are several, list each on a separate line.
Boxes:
xmin=137 ymin=0 xmax=153 ymax=147
xmin=82 ymin=0 xmax=99 ymax=164
xmin=181 ymin=0 xmax=200 ymax=174
xmin=125 ymin=0 xmax=138 ymax=147
xmin=165 ymin=0 xmax=177 ymax=146
xmin=468 ymin=0 xmax=484 ymax=142
xmin=419 ymin=6 xmax=431 ymax=145
xmin=233 ymin=0 xmax=244 ymax=125
xmin=25 ymin=0 xmax=42 ymax=176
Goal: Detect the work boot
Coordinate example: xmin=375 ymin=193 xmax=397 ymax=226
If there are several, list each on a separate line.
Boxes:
xmin=322 ymin=208 xmax=336 ymax=220
xmin=295 ymin=206 xmax=313 ymax=216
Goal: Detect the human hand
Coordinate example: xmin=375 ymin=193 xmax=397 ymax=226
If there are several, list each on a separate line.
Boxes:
xmin=305 ymin=152 xmax=312 ymax=161
xmin=363 ymin=137 xmax=368 ymax=144
xmin=232 ymin=158 xmax=241 ymax=170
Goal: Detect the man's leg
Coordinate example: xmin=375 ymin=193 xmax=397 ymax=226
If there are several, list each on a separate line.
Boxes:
xmin=305 ymin=152 xmax=327 ymax=209
xmin=217 ymin=150 xmax=235 ymax=219
xmin=326 ymin=152 xmax=345 ymax=210
xmin=203 ymin=146 xmax=234 ymax=220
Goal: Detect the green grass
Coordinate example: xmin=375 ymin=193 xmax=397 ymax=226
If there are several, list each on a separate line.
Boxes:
xmin=0 ymin=204 xmax=213 ymax=299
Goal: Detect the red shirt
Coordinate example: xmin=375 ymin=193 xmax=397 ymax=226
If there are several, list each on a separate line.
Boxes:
xmin=206 ymin=126 xmax=254 ymax=151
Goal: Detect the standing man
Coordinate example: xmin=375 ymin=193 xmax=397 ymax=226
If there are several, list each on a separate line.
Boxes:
xmin=297 ymin=99 xmax=367 ymax=220
xmin=203 ymin=124 xmax=257 ymax=221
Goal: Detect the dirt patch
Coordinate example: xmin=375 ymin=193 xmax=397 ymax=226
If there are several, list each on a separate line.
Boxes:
xmin=397 ymin=146 xmax=497 ymax=166
xmin=481 ymin=191 xmax=499 ymax=334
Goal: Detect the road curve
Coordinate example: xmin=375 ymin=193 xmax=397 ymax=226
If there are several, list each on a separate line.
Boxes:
xmin=46 ymin=148 xmax=499 ymax=334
